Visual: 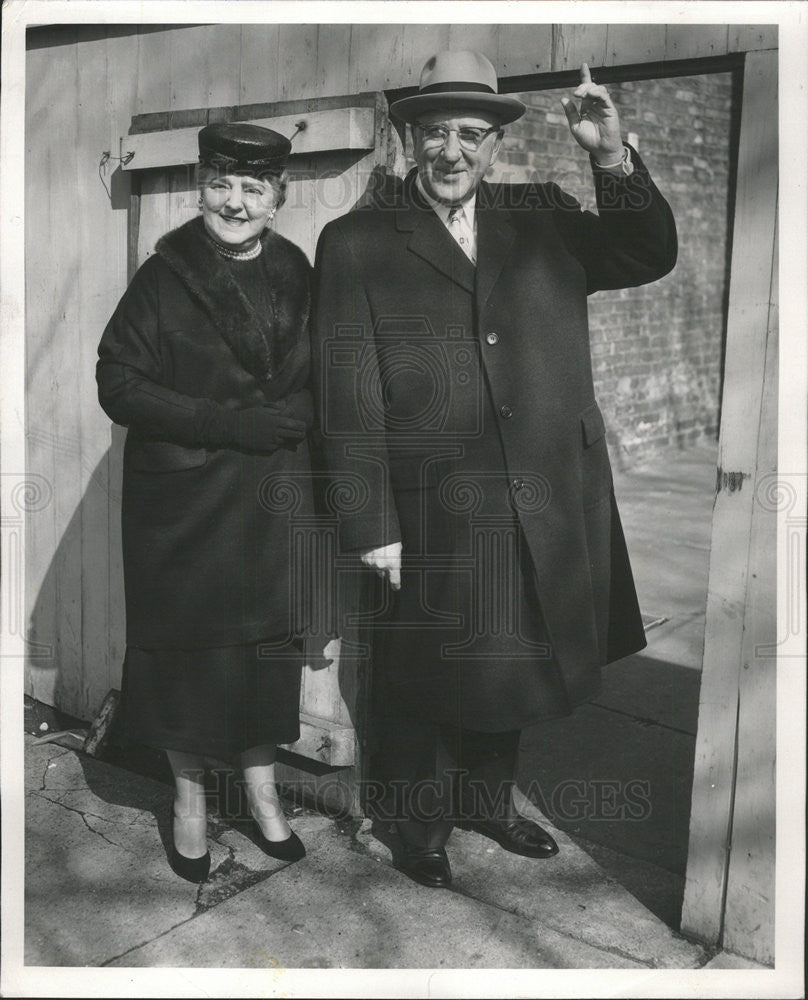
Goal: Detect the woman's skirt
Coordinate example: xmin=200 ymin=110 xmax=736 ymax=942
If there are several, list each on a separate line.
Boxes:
xmin=117 ymin=635 xmax=303 ymax=761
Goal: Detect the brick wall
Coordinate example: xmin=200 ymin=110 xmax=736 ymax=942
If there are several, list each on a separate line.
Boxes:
xmin=494 ymin=72 xmax=738 ymax=467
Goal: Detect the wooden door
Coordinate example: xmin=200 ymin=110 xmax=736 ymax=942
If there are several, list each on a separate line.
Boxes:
xmin=125 ymin=95 xmax=395 ymax=810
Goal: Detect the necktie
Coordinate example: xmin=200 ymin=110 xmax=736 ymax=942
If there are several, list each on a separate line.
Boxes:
xmin=447 ymin=206 xmax=476 ymax=265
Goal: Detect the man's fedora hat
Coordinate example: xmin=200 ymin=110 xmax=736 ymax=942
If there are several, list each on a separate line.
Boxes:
xmin=198 ymin=123 xmax=291 ymax=175
xmin=390 ymin=50 xmax=526 ymax=125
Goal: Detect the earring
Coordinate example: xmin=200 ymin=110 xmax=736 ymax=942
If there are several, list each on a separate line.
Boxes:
xmin=197 ymin=198 xmax=203 ymax=209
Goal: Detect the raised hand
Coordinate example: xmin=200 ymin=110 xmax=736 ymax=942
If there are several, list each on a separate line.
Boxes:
xmin=561 ymin=63 xmax=624 ymax=164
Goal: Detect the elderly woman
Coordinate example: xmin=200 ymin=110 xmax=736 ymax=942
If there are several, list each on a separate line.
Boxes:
xmin=97 ymin=124 xmax=314 ymax=882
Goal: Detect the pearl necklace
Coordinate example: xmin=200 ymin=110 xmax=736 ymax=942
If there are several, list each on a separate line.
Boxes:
xmin=210 ymin=237 xmax=263 ymax=261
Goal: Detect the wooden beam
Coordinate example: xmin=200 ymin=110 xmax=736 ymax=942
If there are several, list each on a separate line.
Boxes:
xmin=275 ymin=757 xmax=359 ymax=817
xmin=494 ymin=24 xmax=554 ymax=76
xmin=728 ymin=25 xmax=779 ymax=53
xmin=301 ymin=637 xmax=355 ymax=728
xmin=121 ymin=106 xmax=376 ymax=171
xmin=551 ymin=24 xmax=608 ymax=72
xmin=281 ymin=712 xmax=356 ymax=767
xmin=680 ymin=48 xmax=778 ymax=949
xmin=604 ymin=24 xmax=668 ymax=66
xmin=82 ymin=689 xmax=121 ymax=757
xmin=665 ymin=25 xmax=729 ymax=61
xmin=127 ymin=174 xmax=141 ymax=283
xmin=722 ymin=213 xmax=778 ymax=967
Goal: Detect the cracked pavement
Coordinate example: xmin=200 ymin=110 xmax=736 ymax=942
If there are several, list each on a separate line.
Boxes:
xmin=24 ymin=736 xmax=707 ymax=969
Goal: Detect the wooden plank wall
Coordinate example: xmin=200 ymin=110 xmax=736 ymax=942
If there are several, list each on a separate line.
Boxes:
xmin=26 ymin=27 xmax=140 ymax=714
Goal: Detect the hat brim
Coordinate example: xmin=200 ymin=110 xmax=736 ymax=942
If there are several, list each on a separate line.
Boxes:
xmin=390 ymin=91 xmax=526 ymax=125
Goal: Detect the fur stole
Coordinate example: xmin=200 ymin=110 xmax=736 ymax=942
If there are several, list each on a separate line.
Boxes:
xmin=155 ymin=217 xmax=310 ymax=383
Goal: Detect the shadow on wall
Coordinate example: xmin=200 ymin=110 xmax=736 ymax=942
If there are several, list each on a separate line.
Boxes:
xmin=105 ymin=163 xmax=132 ymax=212
xmin=26 ymin=427 xmax=126 ymax=722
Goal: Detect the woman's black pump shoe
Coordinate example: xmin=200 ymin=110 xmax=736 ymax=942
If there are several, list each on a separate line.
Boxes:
xmin=254 ymin=826 xmax=306 ymax=862
xmin=168 ymin=843 xmax=211 ymax=883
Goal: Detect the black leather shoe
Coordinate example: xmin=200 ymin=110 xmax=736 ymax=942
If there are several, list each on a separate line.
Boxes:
xmin=395 ymin=845 xmax=452 ymax=889
xmin=464 ymin=816 xmax=559 ymax=858
xmin=254 ymin=826 xmax=306 ymax=862
xmin=168 ymin=842 xmax=211 ymax=883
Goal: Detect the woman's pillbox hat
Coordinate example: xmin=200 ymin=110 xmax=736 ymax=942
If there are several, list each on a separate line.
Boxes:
xmin=198 ymin=123 xmax=291 ymax=175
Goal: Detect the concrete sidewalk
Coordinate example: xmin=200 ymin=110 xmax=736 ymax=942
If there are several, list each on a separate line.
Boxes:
xmin=24 ymin=442 xmax=733 ymax=970
xmin=25 ymin=736 xmax=705 ymax=969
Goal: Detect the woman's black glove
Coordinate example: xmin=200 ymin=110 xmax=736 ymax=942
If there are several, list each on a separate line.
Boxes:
xmin=268 ymin=388 xmax=315 ymax=429
xmin=212 ymin=404 xmax=307 ymax=454
xmin=97 ymin=361 xmax=309 ymax=454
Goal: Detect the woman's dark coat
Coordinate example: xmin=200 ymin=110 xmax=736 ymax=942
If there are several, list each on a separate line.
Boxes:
xmin=97 ymin=218 xmax=314 ymax=648
xmin=312 ymin=148 xmax=677 ymax=729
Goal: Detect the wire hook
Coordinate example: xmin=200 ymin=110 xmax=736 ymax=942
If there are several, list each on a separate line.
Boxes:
xmin=98 ymin=140 xmax=135 ymax=201
xmin=288 ymin=120 xmax=307 ymax=144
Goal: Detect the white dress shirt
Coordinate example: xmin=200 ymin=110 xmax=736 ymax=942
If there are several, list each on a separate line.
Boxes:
xmin=415 ymin=174 xmax=478 ymax=264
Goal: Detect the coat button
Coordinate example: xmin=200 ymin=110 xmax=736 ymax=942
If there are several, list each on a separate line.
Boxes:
xmin=512 ymin=478 xmax=525 ymax=491
xmin=486 ymin=332 xmax=499 ymax=345
xmin=500 ymin=404 xmax=513 ymax=419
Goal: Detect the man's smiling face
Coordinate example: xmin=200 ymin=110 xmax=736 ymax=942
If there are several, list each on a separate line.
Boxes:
xmin=412 ymin=108 xmax=503 ymax=206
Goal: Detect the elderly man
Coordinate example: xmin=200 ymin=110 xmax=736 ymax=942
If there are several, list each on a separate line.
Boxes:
xmin=312 ymin=50 xmax=676 ymax=888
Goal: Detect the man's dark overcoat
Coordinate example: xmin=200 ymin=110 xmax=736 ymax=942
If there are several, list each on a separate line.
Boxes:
xmin=312 ymin=148 xmax=677 ymax=730
xmin=97 ymin=218 xmax=314 ymax=649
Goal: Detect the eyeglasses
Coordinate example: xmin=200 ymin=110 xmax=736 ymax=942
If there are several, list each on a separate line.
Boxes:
xmin=415 ymin=124 xmax=501 ymax=151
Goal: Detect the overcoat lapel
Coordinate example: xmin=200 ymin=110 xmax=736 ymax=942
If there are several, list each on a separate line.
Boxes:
xmin=395 ymin=172 xmax=476 ymax=294
xmin=474 ymin=182 xmax=516 ymax=308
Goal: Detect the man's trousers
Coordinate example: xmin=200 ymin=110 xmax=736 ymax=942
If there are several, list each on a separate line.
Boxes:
xmin=370 ymin=714 xmax=521 ymax=849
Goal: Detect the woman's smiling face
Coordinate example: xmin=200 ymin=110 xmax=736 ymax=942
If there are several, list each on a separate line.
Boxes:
xmin=199 ymin=169 xmax=277 ymax=248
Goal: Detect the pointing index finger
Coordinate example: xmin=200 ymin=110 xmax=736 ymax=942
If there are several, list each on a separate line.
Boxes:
xmin=580 ymin=62 xmax=592 ymax=85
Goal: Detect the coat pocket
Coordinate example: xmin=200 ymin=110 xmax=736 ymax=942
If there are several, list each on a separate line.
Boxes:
xmin=580 ymin=401 xmax=606 ymax=447
xmin=579 ymin=402 xmax=611 ymax=508
xmin=127 ymin=440 xmax=208 ymax=473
